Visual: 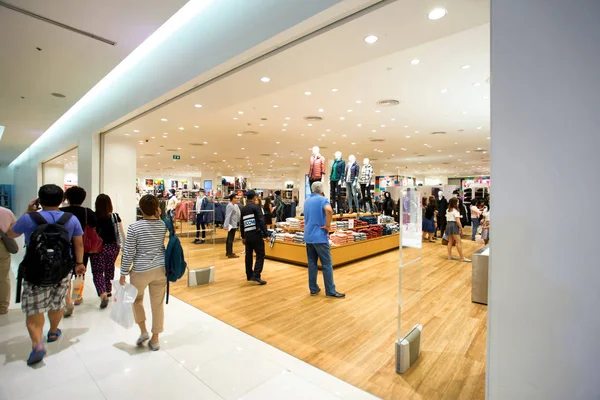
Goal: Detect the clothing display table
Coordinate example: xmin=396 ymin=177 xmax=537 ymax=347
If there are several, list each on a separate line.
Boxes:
xmin=265 ymin=232 xmax=399 ymax=267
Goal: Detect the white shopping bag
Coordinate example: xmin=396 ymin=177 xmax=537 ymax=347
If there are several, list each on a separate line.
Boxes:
xmin=109 ymin=280 xmax=138 ymax=329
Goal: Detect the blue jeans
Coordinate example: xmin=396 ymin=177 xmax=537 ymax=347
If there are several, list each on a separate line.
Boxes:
xmin=471 ymin=217 xmax=480 ymax=240
xmin=346 ymin=182 xmax=359 ymax=211
xmin=306 ymin=243 xmax=337 ymax=295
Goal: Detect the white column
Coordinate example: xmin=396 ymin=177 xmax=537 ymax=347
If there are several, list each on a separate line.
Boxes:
xmin=78 ymin=133 xmax=101 ymax=208
xmin=102 ymin=134 xmax=137 ymax=230
xmin=489 ymin=1 xmax=600 ymax=398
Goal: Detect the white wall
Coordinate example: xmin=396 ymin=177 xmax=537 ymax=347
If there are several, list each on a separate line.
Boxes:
xmin=489 ymin=1 xmax=600 ymax=398
xmin=0 ymin=167 xmax=13 ymax=184
xmin=42 ymin=165 xmax=65 ymax=187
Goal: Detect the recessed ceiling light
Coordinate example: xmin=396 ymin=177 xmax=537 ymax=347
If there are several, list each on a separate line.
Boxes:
xmin=237 ymin=133 xmax=242 ymax=137
xmin=477 ymin=126 xmax=483 ymax=130
xmin=261 ymin=77 xmax=271 ymax=83
xmin=179 ymin=127 xmax=184 ymax=130
xmin=194 ymin=125 xmax=199 ymax=128
xmin=351 ymin=142 xmax=356 ymax=145
xmin=326 ymin=129 xmax=331 ymax=132
xmin=473 ymin=83 xmax=481 ymax=87
xmin=356 ymin=100 xmax=362 ymax=104
xmin=342 ymin=134 xmax=347 ymax=137
xmin=391 ymin=118 xmax=395 ymax=121
xmin=213 ymin=152 xmax=217 ymax=155
xmin=357 ymin=124 xmax=362 ymax=127
xmin=308 ymin=124 xmax=313 ymax=127
xmin=238 ymin=111 xmax=244 ymax=115
xmin=161 ymin=118 xmax=168 ymax=122
xmin=441 ymin=89 xmax=448 ymax=94
xmin=381 ymin=125 xmax=386 ymax=128
xmin=372 ymin=130 xmax=377 ymax=133
xmin=233 ymin=117 xmax=238 ymax=120
xmin=428 ymin=8 xmax=447 ymax=20
xmin=461 ymin=65 xmax=471 ymax=70
xmin=410 ymin=59 xmax=421 ymax=65
xmin=487 ymin=137 xmax=491 ymax=140
xmin=347 ymin=109 xmax=353 ymax=113
xmin=375 ymin=110 xmax=381 ymax=113
xmin=364 ymin=35 xmax=378 ymax=44
xmin=276 ymin=142 xmax=280 ymax=144
xmin=339 ymin=117 xmax=345 ymax=120
xmin=321 ymin=134 xmax=326 ymax=137
xmin=285 ymin=117 xmax=290 ymax=120
xmin=195 ymin=104 xmax=202 ymax=108
xmin=282 ymin=129 xmax=286 ymax=132
xmin=203 ymin=141 xmax=208 ymax=144
xmin=162 ymin=136 xmax=167 ymax=138
xmin=406 ymin=136 xmax=411 ymax=138
xmin=283 ymin=124 xmax=288 ymax=127
xmin=330 ymin=88 xmax=338 ymax=92
xmin=318 ymin=108 xmax=324 ymax=113
xmin=273 ymin=105 xmax=279 ymax=108
xmin=133 ymin=130 xmax=140 ymax=133
xmin=404 ymin=125 xmax=409 ymax=128
xmin=462 ymin=111 xmax=468 ymax=115
xmin=125 ymin=133 xmax=131 ymax=136
xmin=304 ymin=91 xmax=312 ymax=96
xmin=151 ymin=136 xmax=155 ymax=139
xmin=401 ymin=148 xmax=407 ymax=151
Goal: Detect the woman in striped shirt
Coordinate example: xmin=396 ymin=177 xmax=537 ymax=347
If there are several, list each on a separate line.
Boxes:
xmin=119 ymin=195 xmax=167 ymax=351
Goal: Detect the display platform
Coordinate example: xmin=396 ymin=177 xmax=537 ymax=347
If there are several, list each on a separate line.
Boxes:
xmin=265 ymin=232 xmax=399 ymax=267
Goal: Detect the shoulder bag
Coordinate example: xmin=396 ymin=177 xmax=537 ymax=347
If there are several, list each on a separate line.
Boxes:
xmin=0 ymin=230 xmax=19 ymax=254
xmin=83 ymin=209 xmax=103 ymax=254
xmin=112 ymin=213 xmax=125 ymax=249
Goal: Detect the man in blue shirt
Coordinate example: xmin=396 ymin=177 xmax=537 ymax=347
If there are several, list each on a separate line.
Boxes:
xmin=8 ymin=184 xmax=84 ymax=365
xmin=303 ymin=182 xmax=345 ymax=298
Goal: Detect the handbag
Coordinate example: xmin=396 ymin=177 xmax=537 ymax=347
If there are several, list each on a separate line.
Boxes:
xmin=111 ymin=213 xmax=124 ymax=248
xmin=83 ymin=209 xmax=103 ymax=254
xmin=0 ymin=230 xmax=19 ymax=254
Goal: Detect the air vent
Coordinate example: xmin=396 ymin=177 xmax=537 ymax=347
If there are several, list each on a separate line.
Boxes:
xmin=242 ymin=131 xmax=258 ymax=135
xmin=441 ymin=162 xmax=450 ymax=165
xmin=417 ymin=155 xmax=426 ymax=157
xmin=473 ymin=149 xmax=487 ymax=153
xmin=370 ymin=158 xmax=379 ymax=162
xmin=376 ymin=99 xmax=400 ymax=107
xmin=260 ymin=153 xmax=271 ymax=157
xmin=189 ymin=143 xmax=204 ymax=146
xmin=260 ymin=118 xmax=268 ymax=121
xmin=234 ymin=157 xmax=245 ymax=160
xmin=166 ymin=148 xmax=178 ymax=152
xmin=430 ymin=131 xmax=446 ymax=135
xmin=304 ymin=116 xmax=323 ymax=122
xmin=143 ymin=154 xmax=156 ymax=157
xmin=369 ymin=138 xmax=386 ymax=142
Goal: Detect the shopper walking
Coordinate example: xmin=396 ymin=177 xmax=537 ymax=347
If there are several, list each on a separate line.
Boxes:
xmin=382 ymin=191 xmax=394 ymax=216
xmin=61 ymin=186 xmax=98 ymax=314
xmin=119 ymin=195 xmax=168 ymax=351
xmin=263 ymin=197 xmax=274 ymax=229
xmin=274 ymin=191 xmax=285 ymax=222
xmin=240 ymin=191 xmax=268 ymax=285
xmin=194 ymin=189 xmax=208 ymax=244
xmin=470 ymin=200 xmax=483 ymax=241
xmin=166 ymin=189 xmax=178 ymax=222
xmin=446 ymin=197 xmax=471 ymax=262
xmin=423 ymin=196 xmax=438 ymax=242
xmin=8 ymin=184 xmax=84 ymax=364
xmin=0 ymin=205 xmax=17 ymax=315
xmin=90 ymin=194 xmax=124 ymax=309
xmin=304 ymin=182 xmax=345 ymax=298
xmin=223 ymin=193 xmax=241 ymax=258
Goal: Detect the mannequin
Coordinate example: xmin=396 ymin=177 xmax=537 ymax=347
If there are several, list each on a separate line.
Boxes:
xmin=358 ymin=158 xmax=374 ymax=213
xmin=330 ymin=151 xmax=346 ymax=214
xmin=344 ymin=155 xmax=360 ymax=213
xmin=437 ymin=191 xmax=448 ymax=238
xmin=308 ymin=146 xmax=325 ymax=187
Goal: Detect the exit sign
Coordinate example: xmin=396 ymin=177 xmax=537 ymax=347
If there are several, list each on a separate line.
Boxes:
xmin=173 ymin=155 xmax=181 ymax=160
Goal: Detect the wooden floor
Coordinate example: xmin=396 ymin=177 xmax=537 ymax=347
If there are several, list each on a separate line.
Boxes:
xmin=170 ymin=226 xmax=487 ymax=400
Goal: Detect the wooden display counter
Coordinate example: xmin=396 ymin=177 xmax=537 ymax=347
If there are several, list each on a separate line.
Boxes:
xmin=265 ymin=233 xmax=399 ymax=267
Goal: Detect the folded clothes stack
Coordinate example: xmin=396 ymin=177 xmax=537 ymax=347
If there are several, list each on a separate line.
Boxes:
xmin=353 ymin=232 xmax=367 ymax=242
xmin=293 ymin=232 xmax=305 ymax=244
xmin=381 ymin=215 xmax=395 ymax=223
xmin=335 ymin=220 xmax=349 ymax=230
xmin=275 ymin=233 xmax=286 ymax=242
xmin=287 ymin=218 xmax=303 ymax=229
xmin=358 ymin=225 xmax=383 ymax=239
xmin=383 ymin=223 xmax=400 ymax=235
xmin=330 ymin=231 xmax=354 ymax=246
xmin=352 ymin=219 xmax=368 ymax=228
xmin=283 ymin=233 xmax=295 ymax=242
xmin=359 ymin=216 xmax=378 ymax=225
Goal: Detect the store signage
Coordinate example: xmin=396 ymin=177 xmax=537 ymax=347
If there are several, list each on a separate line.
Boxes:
xmin=173 ymin=155 xmax=181 ymax=160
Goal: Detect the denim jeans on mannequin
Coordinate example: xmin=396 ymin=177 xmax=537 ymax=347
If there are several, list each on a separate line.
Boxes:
xmin=346 ymin=182 xmax=359 ymax=211
xmin=306 ymin=243 xmax=337 ymax=295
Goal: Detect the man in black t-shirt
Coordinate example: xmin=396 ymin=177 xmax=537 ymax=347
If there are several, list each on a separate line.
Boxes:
xmin=60 ymin=186 xmax=97 ymax=313
xmin=240 ymin=191 xmax=268 ymax=285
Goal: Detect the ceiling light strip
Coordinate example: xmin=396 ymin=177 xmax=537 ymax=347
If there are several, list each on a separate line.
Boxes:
xmin=98 ymin=0 xmax=398 ymax=136
xmin=0 ymin=0 xmax=117 ymax=46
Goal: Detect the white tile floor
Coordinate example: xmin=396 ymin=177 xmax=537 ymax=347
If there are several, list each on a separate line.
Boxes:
xmin=0 ymin=261 xmax=379 ymax=400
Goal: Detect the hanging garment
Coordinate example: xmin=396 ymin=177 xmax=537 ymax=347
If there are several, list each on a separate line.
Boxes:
xmin=308 ymin=154 xmax=325 ymax=180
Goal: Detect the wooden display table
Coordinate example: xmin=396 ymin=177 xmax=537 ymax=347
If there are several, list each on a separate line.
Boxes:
xmin=294 ymin=212 xmax=381 ymax=221
xmin=265 ymin=232 xmax=399 ymax=267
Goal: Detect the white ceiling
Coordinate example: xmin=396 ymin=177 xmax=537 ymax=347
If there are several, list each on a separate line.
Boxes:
xmin=0 ymin=0 xmax=188 ymax=165
xmin=111 ymin=0 xmax=490 ymax=181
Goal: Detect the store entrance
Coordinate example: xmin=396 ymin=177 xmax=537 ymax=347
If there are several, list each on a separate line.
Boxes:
xmin=42 ymin=148 xmax=79 ymax=193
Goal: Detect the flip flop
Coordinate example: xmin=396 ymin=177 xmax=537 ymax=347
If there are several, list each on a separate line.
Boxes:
xmin=47 ymin=328 xmax=62 ymax=343
xmin=27 ymin=344 xmax=46 ymax=365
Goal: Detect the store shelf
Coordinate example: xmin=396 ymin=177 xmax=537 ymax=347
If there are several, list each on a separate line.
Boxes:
xmin=265 ymin=233 xmax=399 ymax=267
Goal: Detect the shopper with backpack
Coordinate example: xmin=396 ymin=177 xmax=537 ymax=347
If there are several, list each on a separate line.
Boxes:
xmin=60 ymin=186 xmax=99 ymax=314
xmin=7 ymin=184 xmax=84 ymax=365
xmin=119 ymin=195 xmax=168 ymax=351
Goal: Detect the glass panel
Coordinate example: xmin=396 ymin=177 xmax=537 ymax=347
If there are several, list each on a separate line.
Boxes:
xmin=398 ymin=186 xmax=423 ymax=340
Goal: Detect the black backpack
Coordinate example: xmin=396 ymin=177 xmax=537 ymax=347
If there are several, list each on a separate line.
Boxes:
xmin=16 ymin=212 xmax=75 ymax=303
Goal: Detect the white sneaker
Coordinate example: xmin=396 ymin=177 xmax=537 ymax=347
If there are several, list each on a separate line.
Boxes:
xmin=148 ymin=341 xmax=160 ymax=351
xmin=136 ymin=332 xmax=150 ymax=346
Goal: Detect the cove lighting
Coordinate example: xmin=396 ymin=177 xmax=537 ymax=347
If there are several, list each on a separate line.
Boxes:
xmin=428 ymin=8 xmax=447 ymax=20
xmin=364 ymin=35 xmax=378 ymax=44
xmin=10 ymin=0 xmax=215 ymax=168
xmin=260 ymin=77 xmax=271 ymax=83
